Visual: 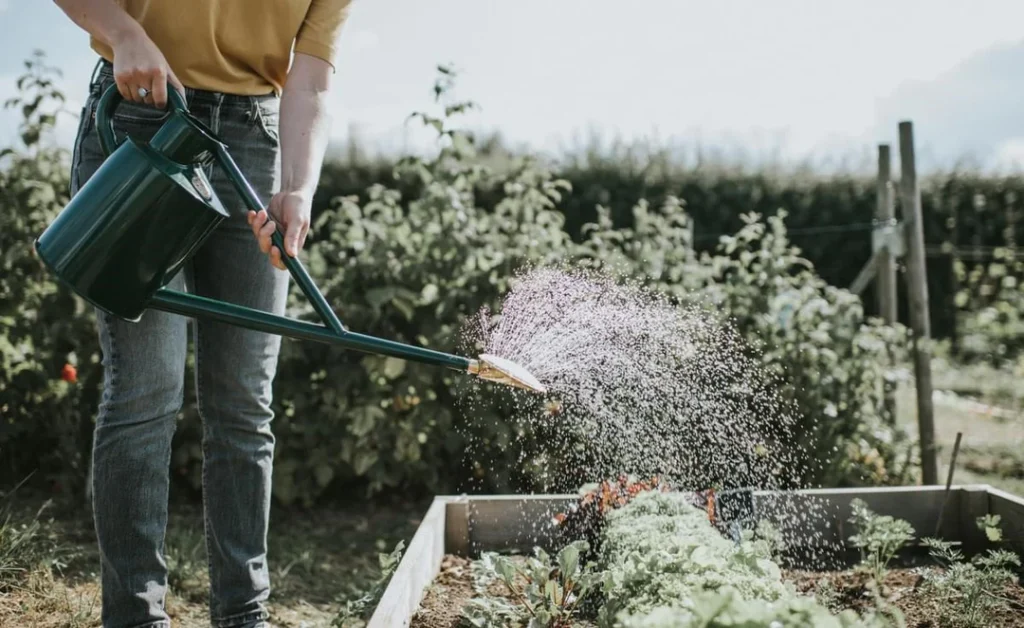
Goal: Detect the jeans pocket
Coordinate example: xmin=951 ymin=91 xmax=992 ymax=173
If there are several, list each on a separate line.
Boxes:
xmin=70 ymin=94 xmax=100 ymax=195
xmin=252 ymin=97 xmax=280 ymax=146
xmin=112 ymin=99 xmax=174 ymax=125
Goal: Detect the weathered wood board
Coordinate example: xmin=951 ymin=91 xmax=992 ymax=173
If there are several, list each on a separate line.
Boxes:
xmin=366 ymin=485 xmax=1024 ymax=628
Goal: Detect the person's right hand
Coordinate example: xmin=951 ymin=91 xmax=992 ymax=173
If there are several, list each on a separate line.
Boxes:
xmin=110 ymin=25 xmax=184 ymax=109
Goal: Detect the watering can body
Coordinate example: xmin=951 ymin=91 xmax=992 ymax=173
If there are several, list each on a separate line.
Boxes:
xmin=35 ymin=137 xmax=227 ymax=321
xmin=32 ymin=83 xmax=547 ymax=393
xmin=36 ymin=86 xmax=231 ymax=321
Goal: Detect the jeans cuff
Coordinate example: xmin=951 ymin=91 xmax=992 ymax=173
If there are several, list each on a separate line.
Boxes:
xmin=211 ymin=608 xmax=270 ymax=628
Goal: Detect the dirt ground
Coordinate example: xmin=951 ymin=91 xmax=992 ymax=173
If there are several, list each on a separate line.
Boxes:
xmin=907 ymin=363 xmax=1024 ymax=497
xmin=0 ymin=492 xmax=424 ymax=628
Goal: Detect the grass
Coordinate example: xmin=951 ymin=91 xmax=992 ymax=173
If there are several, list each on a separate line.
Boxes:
xmin=897 ymin=360 xmax=1024 ymax=496
xmin=0 ymin=488 xmax=425 ymax=628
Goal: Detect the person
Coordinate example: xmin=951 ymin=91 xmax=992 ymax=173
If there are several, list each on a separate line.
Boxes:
xmin=52 ymin=1 xmax=352 ymax=626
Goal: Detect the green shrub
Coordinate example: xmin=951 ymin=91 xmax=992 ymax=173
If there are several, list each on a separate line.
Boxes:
xmin=248 ymin=82 xmax=577 ymax=502
xmin=578 ymin=202 xmax=914 ymax=487
xmin=2 ymin=60 xmax=913 ymax=505
xmin=318 ymin=146 xmax=1024 ymax=346
xmin=0 ymin=51 xmax=102 ymax=495
xmin=954 ymin=251 xmax=1024 ymax=367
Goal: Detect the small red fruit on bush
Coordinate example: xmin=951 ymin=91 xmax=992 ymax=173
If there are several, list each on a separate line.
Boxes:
xmin=61 ymin=363 xmax=78 ymax=384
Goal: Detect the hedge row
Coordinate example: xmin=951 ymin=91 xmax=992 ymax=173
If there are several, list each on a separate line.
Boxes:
xmin=310 ymin=150 xmax=1024 ymax=344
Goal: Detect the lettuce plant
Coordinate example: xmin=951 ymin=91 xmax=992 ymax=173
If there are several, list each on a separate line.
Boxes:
xmin=846 ymin=499 xmax=915 ymax=584
xmin=597 ymin=491 xmax=900 ymax=628
xmin=462 ymin=539 xmax=608 ymax=627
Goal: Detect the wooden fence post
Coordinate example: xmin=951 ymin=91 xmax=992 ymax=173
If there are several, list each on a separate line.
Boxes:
xmin=898 ymin=121 xmax=938 ymax=485
xmin=876 ymin=145 xmax=897 ymax=324
xmin=876 ymin=145 xmax=898 ymax=426
xmin=950 ymin=200 xmax=960 ymax=355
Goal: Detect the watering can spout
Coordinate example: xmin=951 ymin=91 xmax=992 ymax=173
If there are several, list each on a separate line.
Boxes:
xmin=468 ymin=354 xmax=547 ymax=394
xmin=34 ymin=82 xmax=548 ymax=396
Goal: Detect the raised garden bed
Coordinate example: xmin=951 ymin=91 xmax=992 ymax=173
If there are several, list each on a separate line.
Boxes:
xmin=367 ymin=484 xmax=1024 ymax=627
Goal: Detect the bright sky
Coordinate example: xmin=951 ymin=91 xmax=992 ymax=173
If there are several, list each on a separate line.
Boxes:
xmin=2 ymin=1 xmax=1024 ymax=170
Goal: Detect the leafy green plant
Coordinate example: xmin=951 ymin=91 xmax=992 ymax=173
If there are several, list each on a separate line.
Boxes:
xmin=163 ymin=525 xmax=208 ymax=602
xmin=846 ymin=499 xmax=915 ymax=584
xmin=918 ymin=532 xmax=1021 ymax=627
xmin=331 ymin=540 xmax=405 ymax=627
xmin=596 ymin=490 xmax=900 ymax=628
xmin=598 ymin=490 xmax=797 ymax=624
xmin=975 ymin=514 xmax=1005 ymax=543
xmin=616 ymin=588 xmax=895 ymax=628
xmin=813 ymin=579 xmax=842 ymax=614
xmin=462 ymin=539 xmax=607 ymax=628
xmin=753 ymin=518 xmax=788 ymax=561
xmin=0 ymin=50 xmax=103 ymax=497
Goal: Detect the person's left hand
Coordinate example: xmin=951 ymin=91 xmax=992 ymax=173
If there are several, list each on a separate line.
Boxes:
xmin=247 ymin=189 xmax=312 ymax=270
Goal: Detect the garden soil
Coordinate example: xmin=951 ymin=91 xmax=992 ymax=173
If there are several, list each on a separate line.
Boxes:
xmin=409 ymin=553 xmax=597 ymax=627
xmin=409 ymin=555 xmax=476 ymax=628
xmin=408 ymin=555 xmax=1024 ymax=627
xmin=785 ymin=567 xmax=1024 ymax=627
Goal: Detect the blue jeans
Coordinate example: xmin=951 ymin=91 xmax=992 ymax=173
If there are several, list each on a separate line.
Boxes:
xmin=71 ymin=60 xmax=289 ymax=628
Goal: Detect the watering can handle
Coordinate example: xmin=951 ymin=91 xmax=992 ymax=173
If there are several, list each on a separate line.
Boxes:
xmin=94 ymin=83 xmax=348 ymax=336
xmin=96 ymin=82 xmax=189 ymax=157
xmin=208 ymin=142 xmax=349 ymax=336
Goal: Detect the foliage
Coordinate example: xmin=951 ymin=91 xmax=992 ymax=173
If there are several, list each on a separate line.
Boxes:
xmin=254 ymin=65 xmax=914 ymax=503
xmin=918 ymin=518 xmax=1021 ymax=628
xmin=975 ymin=514 xmax=1005 ymax=543
xmin=331 ymin=540 xmax=405 ymax=628
xmin=0 ymin=50 xmax=102 ymax=496
xmin=3 ymin=57 xmax=912 ymax=505
xmin=598 ymin=491 xmax=789 ymax=624
xmin=462 ymin=540 xmax=608 ymax=628
xmin=260 ymin=65 xmax=575 ymax=503
xmin=953 ymin=250 xmax=1024 ymax=367
xmin=616 ymin=589 xmax=895 ymax=628
xmin=846 ymin=499 xmax=916 ymax=584
xmin=163 ymin=525 xmax=208 ymax=602
xmin=597 ymin=490 xmax=898 ymax=628
xmin=318 ymin=145 xmax=1024 ymax=347
xmin=578 ymin=202 xmax=915 ymax=487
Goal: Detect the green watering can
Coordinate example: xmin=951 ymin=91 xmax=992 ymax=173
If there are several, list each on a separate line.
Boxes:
xmin=34 ymin=84 xmax=546 ymax=394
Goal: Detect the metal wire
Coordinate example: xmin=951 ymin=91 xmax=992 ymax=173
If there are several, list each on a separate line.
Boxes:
xmin=692 ymin=218 xmax=898 ymax=243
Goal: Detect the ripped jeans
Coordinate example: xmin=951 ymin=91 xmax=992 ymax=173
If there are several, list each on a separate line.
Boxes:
xmin=71 ymin=59 xmax=289 ymax=628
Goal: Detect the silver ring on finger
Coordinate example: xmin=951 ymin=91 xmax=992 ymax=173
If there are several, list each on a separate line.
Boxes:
xmin=137 ymin=87 xmax=150 ymax=100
